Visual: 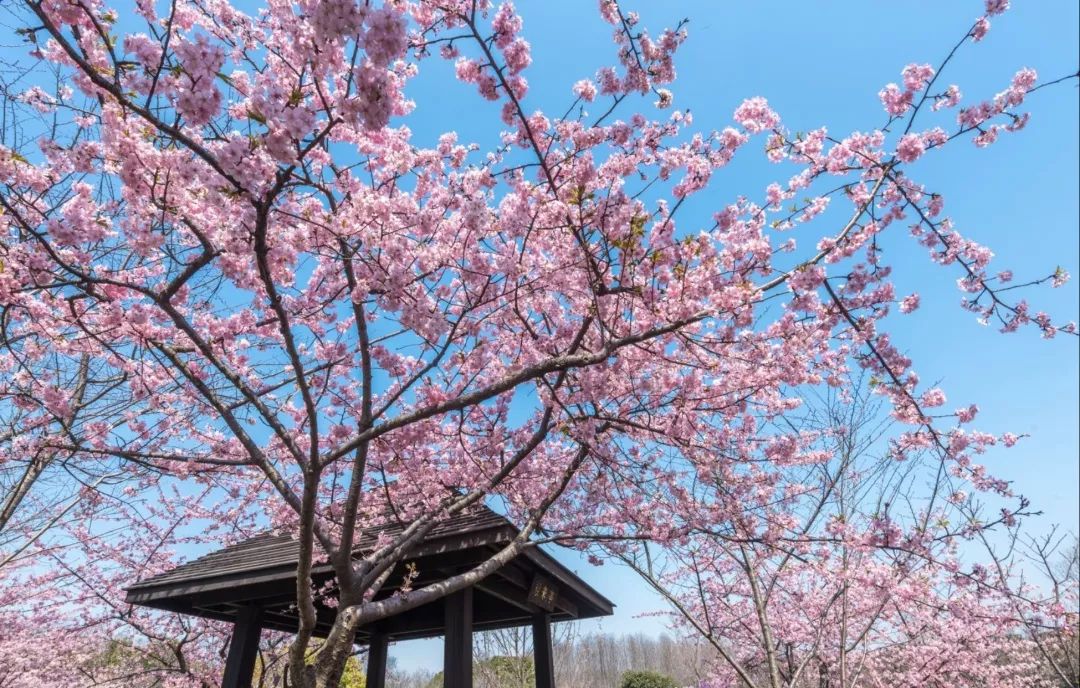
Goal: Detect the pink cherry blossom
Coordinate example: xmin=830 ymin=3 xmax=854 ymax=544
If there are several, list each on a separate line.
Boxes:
xmin=902 ymin=63 xmax=936 ymax=91
xmin=362 ymin=7 xmax=408 ymax=67
xmin=921 ymin=388 xmax=947 ymax=407
xmin=733 ymin=96 xmax=780 ymax=134
xmin=17 ymin=86 xmax=57 ymax=113
xmin=896 ymin=133 xmax=927 ymax=162
xmin=899 ymin=293 xmax=921 ymax=313
xmin=573 ymin=78 xmax=597 ymax=102
xmin=879 ymin=82 xmax=913 ymax=116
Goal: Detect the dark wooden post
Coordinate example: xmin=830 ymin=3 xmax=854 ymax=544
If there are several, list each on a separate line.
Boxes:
xmin=532 ymin=614 xmax=555 ymax=688
xmin=366 ymin=633 xmax=389 ymax=688
xmin=221 ymin=605 xmax=263 ymax=688
xmin=444 ymin=587 xmax=474 ymax=688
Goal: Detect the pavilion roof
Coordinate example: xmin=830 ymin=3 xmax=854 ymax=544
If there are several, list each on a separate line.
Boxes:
xmin=125 ymin=506 xmax=614 ymax=641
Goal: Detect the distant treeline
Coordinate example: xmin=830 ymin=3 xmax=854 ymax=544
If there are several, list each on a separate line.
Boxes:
xmin=381 ymin=628 xmax=710 ymax=688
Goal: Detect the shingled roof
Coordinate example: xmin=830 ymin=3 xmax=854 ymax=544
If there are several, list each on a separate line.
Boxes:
xmin=125 ymin=507 xmax=614 ymax=641
xmin=128 ymin=509 xmax=510 ymax=593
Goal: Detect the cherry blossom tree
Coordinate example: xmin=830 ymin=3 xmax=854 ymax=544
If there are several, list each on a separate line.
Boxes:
xmin=0 ymin=479 xmax=232 ymax=687
xmin=615 ymin=374 xmax=1078 ymax=687
xmin=0 ymin=0 xmax=1076 ymax=686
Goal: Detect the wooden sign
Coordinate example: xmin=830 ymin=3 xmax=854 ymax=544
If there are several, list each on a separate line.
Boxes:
xmin=527 ymin=574 xmax=559 ymax=611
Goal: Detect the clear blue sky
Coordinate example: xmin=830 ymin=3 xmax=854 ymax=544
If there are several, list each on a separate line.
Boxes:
xmin=388 ymin=0 xmax=1080 ymax=671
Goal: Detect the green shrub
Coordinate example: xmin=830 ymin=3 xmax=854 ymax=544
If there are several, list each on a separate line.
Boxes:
xmin=620 ymin=669 xmax=678 ymax=688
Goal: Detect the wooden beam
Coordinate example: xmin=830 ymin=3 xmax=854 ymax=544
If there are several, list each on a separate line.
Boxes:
xmin=444 ymin=587 xmax=473 ymax=688
xmin=366 ymin=633 xmax=389 ymax=688
xmin=221 ymin=605 xmax=262 ymax=688
xmin=532 ymin=614 xmax=554 ymax=688
xmin=475 ymin=579 xmax=545 ymax=615
xmin=379 ymin=612 xmax=574 ymax=643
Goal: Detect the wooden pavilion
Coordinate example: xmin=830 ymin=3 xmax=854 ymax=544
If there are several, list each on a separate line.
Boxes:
xmin=125 ymin=508 xmax=614 ymax=688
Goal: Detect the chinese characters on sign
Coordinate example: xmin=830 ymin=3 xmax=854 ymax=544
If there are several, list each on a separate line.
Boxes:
xmin=527 ymin=575 xmax=559 ymax=611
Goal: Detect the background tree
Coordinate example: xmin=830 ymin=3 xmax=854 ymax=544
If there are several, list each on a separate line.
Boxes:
xmin=613 ymin=372 xmax=1076 ymax=687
